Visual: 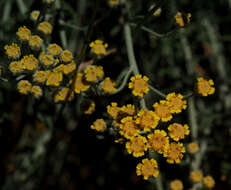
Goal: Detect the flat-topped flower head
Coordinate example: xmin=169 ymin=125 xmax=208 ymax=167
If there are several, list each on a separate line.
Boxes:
xmin=63 ymin=61 xmax=76 ymax=75
xmin=120 ymin=104 xmax=136 ymax=116
xmin=37 ymin=21 xmax=53 ymax=35
xmin=89 ymin=40 xmax=108 ymax=55
xmin=46 ymin=72 xmax=63 ymax=86
xmin=126 ymin=135 xmax=147 ymax=157
xmin=164 ymin=142 xmax=185 ymax=164
xmin=31 ymin=86 xmax=42 ymax=98
xmin=47 ymin=43 xmax=62 ymax=56
xmin=129 ymin=75 xmax=149 ymax=98
xmin=166 ymin=93 xmax=187 ymax=113
xmin=170 ymin=179 xmax=183 ymax=190
xmin=168 ymin=123 xmax=190 ymax=141
xmin=17 ymin=26 xmax=31 ymax=41
xmin=197 ymin=77 xmax=215 ymax=96
xmin=153 ymin=100 xmax=172 ymax=122
xmin=54 ymin=88 xmax=74 ymax=102
xmin=203 ymin=176 xmax=215 ymax=189
xmin=148 ymin=130 xmax=169 ymax=154
xmin=30 ymin=10 xmax=40 ymax=21
xmin=53 ymin=64 xmax=64 ymax=73
xmin=101 ymin=77 xmax=116 ymax=94
xmin=91 ymin=119 xmax=107 ymax=132
xmin=120 ymin=116 xmax=139 ymax=139
xmin=81 ymin=100 xmax=95 ymax=115
xmin=33 ymin=70 xmax=50 ymax=83
xmin=107 ymin=102 xmax=120 ymax=119
xmin=9 ymin=61 xmax=22 ymax=74
xmin=72 ymin=73 xmax=90 ymax=94
xmin=136 ymin=109 xmax=159 ymax=132
xmin=21 ymin=54 xmax=38 ymax=71
xmin=187 ymin=142 xmax=199 ymax=154
xmin=4 ymin=43 xmax=21 ymax=59
xmin=17 ymin=80 xmax=32 ymax=95
xmin=60 ymin=50 xmax=73 ymax=63
xmin=41 ymin=54 xmax=54 ymax=66
xmin=136 ymin=158 xmax=159 ymax=180
xmin=29 ymin=35 xmax=43 ymax=50
xmin=84 ymin=65 xmax=104 ymax=83
xmin=175 ymin=12 xmax=191 ymax=27
xmin=190 ymin=170 xmax=203 ymax=183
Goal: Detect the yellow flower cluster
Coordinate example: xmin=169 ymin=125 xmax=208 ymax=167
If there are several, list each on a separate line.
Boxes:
xmin=94 ymin=91 xmax=190 ymax=179
xmin=5 ymin=23 xmax=116 ymax=103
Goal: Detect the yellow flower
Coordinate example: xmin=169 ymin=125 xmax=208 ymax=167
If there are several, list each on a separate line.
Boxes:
xmin=197 ymin=77 xmax=215 ymax=96
xmin=60 ymin=50 xmax=73 ymax=63
xmin=164 ymin=142 xmax=185 ymax=164
xmin=148 ymin=130 xmax=169 ymax=154
xmin=41 ymin=54 xmax=54 ymax=66
xmin=30 ymin=10 xmax=40 ymax=21
xmin=9 ymin=61 xmax=22 ymax=74
xmin=187 ymin=142 xmax=199 ymax=154
xmin=203 ymin=176 xmax=215 ymax=189
xmin=72 ymin=73 xmax=90 ymax=94
xmin=175 ymin=12 xmax=191 ymax=27
xmin=53 ymin=64 xmax=64 ymax=73
xmin=190 ymin=170 xmax=203 ymax=183
xmin=29 ymin=35 xmax=43 ymax=50
xmin=136 ymin=158 xmax=159 ymax=180
xmin=63 ymin=61 xmax=76 ymax=75
xmin=166 ymin=93 xmax=187 ymax=113
xmin=84 ymin=65 xmax=104 ymax=83
xmin=153 ymin=8 xmax=162 ymax=16
xmin=136 ymin=109 xmax=159 ymax=132
xmin=17 ymin=80 xmax=32 ymax=94
xmin=33 ymin=70 xmax=50 ymax=83
xmin=21 ymin=54 xmax=39 ymax=71
xmin=81 ymin=100 xmax=95 ymax=115
xmin=126 ymin=135 xmax=147 ymax=157
xmin=107 ymin=102 xmax=120 ymax=119
xmin=54 ymin=88 xmax=74 ymax=102
xmin=109 ymin=0 xmax=119 ymax=6
xmin=120 ymin=104 xmax=136 ymax=116
xmin=89 ymin=40 xmax=108 ymax=55
xmin=17 ymin=26 xmax=31 ymax=41
xmin=31 ymin=86 xmax=43 ymax=98
xmin=153 ymin=100 xmax=172 ymax=122
xmin=37 ymin=21 xmax=53 ymax=35
xmin=168 ymin=123 xmax=190 ymax=141
xmin=47 ymin=43 xmax=62 ymax=56
xmin=101 ymin=77 xmax=116 ymax=93
xmin=128 ymin=75 xmax=149 ymax=98
xmin=91 ymin=119 xmax=107 ymax=132
xmin=46 ymin=72 xmax=63 ymax=86
xmin=120 ymin=116 xmax=139 ymax=139
xmin=4 ymin=43 xmax=21 ymax=59
xmin=170 ymin=179 xmax=183 ymax=190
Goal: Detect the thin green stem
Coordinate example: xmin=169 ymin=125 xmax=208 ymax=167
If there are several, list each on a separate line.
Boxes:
xmin=148 ymin=85 xmax=166 ymax=98
xmin=124 ymin=23 xmax=146 ymax=109
xmin=59 ymin=20 xmax=87 ymax=31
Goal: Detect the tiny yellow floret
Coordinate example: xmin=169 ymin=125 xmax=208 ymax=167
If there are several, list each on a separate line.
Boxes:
xmin=47 ymin=43 xmax=62 ymax=56
xmin=17 ymin=80 xmax=32 ymax=95
xmin=153 ymin=100 xmax=172 ymax=122
xmin=126 ymin=135 xmax=147 ymax=157
xmin=46 ymin=72 xmax=63 ymax=86
xmin=21 ymin=54 xmax=39 ymax=71
xmin=187 ymin=142 xmax=199 ymax=154
xmin=54 ymin=88 xmax=74 ymax=102
xmin=17 ymin=26 xmax=31 ymax=41
xmin=170 ymin=179 xmax=183 ymax=190
xmin=37 ymin=21 xmax=53 ymax=35
xmin=30 ymin=10 xmax=40 ymax=21
xmin=190 ymin=170 xmax=203 ymax=183
xmin=9 ymin=61 xmax=22 ymax=74
xmin=164 ymin=142 xmax=185 ymax=164
xmin=136 ymin=158 xmax=159 ymax=180
xmin=101 ymin=77 xmax=116 ymax=94
xmin=33 ymin=70 xmax=50 ymax=83
xmin=89 ymin=40 xmax=108 ymax=55
xmin=168 ymin=123 xmax=190 ymax=141
xmin=128 ymin=74 xmax=149 ymax=98
xmin=31 ymin=86 xmax=43 ymax=98
xmin=41 ymin=54 xmax=54 ymax=66
xmin=166 ymin=93 xmax=187 ymax=113
xmin=91 ymin=119 xmax=107 ymax=132
xmin=203 ymin=176 xmax=215 ymax=189
xmin=175 ymin=12 xmax=191 ymax=27
xmin=60 ymin=50 xmax=73 ymax=63
xmin=197 ymin=77 xmax=215 ymax=96
xmin=29 ymin=35 xmax=43 ymax=50
xmin=4 ymin=43 xmax=21 ymax=59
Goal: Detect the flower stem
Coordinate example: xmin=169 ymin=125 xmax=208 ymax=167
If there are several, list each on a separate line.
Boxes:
xmin=148 ymin=85 xmax=166 ymax=98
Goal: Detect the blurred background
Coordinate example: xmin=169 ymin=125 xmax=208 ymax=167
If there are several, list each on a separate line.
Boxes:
xmin=0 ymin=0 xmax=231 ymax=189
